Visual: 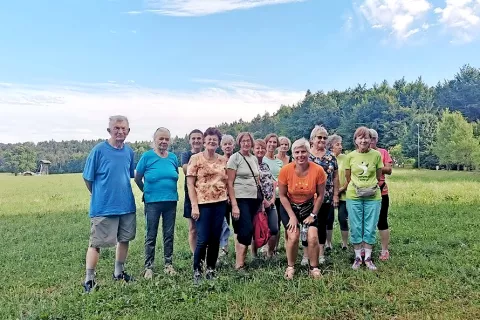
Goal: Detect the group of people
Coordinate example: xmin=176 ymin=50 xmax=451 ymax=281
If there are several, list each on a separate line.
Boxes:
xmin=81 ymin=115 xmax=393 ymax=292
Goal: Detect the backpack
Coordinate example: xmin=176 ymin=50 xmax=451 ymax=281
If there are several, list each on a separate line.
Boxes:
xmin=253 ymin=210 xmax=271 ymax=249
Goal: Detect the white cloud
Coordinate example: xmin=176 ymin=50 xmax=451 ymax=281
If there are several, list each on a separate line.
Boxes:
xmin=144 ymin=0 xmax=306 ymax=17
xmin=359 ymin=0 xmax=432 ymax=40
xmin=0 ymin=81 xmax=304 ymax=143
xmin=434 ymin=0 xmax=480 ymax=43
xmin=125 ymin=10 xmax=143 ymax=15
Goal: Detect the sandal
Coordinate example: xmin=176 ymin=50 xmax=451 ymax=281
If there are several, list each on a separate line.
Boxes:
xmin=284 ymin=266 xmax=295 ymax=280
xmin=309 ymin=267 xmax=322 ymax=279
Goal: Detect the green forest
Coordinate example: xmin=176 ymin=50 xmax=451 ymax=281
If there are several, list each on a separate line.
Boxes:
xmin=2 ymin=65 xmax=480 ymax=174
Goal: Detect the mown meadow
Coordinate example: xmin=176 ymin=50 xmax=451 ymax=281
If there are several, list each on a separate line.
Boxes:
xmin=0 ymin=169 xmax=479 ymax=319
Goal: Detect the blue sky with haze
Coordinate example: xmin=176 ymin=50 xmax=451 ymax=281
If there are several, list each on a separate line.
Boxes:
xmin=1 ymin=0 xmax=480 ymax=142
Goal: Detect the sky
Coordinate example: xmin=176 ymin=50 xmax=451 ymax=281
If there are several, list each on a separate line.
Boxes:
xmin=1 ymin=0 xmax=480 ymax=143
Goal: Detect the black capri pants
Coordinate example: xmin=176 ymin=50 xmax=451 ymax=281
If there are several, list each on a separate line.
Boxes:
xmin=232 ymin=198 xmax=262 ymax=246
xmin=338 ymin=200 xmax=349 ymax=231
xmin=377 ymin=194 xmax=390 ymax=230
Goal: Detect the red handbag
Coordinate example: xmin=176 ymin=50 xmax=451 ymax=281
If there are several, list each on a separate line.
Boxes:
xmin=253 ymin=211 xmax=271 ymax=249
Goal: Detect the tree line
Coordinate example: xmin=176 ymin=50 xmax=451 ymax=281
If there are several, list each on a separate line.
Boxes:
xmin=1 ymin=65 xmax=480 ymax=174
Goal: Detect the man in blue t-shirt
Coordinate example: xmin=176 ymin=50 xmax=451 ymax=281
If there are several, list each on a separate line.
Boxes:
xmin=82 ymin=115 xmax=137 ymax=293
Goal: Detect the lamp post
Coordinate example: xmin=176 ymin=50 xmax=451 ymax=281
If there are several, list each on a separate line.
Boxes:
xmin=416 ymin=123 xmax=420 ymax=169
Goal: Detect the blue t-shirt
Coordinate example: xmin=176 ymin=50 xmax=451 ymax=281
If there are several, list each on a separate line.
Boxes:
xmin=136 ymin=150 xmax=179 ymax=203
xmin=83 ymin=141 xmax=136 ymax=218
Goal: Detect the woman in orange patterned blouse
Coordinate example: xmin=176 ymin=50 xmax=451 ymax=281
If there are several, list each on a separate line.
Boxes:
xmin=187 ymin=127 xmax=228 ymax=285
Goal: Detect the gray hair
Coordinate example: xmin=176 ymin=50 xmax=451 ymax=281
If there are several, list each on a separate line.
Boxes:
xmin=291 ymin=138 xmax=311 ymax=154
xmin=310 ymin=125 xmax=328 ymax=141
xmin=109 ymin=115 xmax=129 ymax=127
xmin=151 ymin=127 xmax=171 ymax=148
xmin=279 ymin=136 xmax=292 ymax=148
xmin=326 ymin=134 xmax=342 ymax=150
xmin=221 ymin=134 xmax=235 ymax=146
xmin=369 ymin=128 xmax=379 ymax=139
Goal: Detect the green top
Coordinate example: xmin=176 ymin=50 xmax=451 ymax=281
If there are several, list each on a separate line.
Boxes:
xmin=336 ymin=153 xmax=348 ymax=201
xmin=345 ymin=149 xmax=384 ymax=200
xmin=262 ymin=156 xmax=283 ymax=198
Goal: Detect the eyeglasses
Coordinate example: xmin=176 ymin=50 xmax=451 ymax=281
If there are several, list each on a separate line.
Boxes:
xmin=316 ymin=136 xmax=328 ymax=140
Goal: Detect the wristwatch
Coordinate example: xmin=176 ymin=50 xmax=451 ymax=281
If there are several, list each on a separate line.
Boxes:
xmin=310 ymin=213 xmax=317 ymax=219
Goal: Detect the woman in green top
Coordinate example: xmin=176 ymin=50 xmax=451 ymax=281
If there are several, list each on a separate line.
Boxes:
xmin=345 ymin=127 xmax=383 ymax=271
xmin=327 ymin=134 xmax=349 ymax=250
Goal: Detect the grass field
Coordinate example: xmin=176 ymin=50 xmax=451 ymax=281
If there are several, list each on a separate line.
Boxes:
xmin=1 ymin=169 xmax=479 ymax=319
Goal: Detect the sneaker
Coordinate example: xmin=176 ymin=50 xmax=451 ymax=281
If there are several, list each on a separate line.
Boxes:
xmin=301 ymin=256 xmax=309 ymax=266
xmin=144 ymin=268 xmax=154 ymax=280
xmin=341 ymin=246 xmax=348 ymax=251
xmin=113 ymin=271 xmax=133 ymax=282
xmin=365 ymin=258 xmax=377 ymax=271
xmin=318 ymin=256 xmax=326 ymax=265
xmin=284 ymin=266 xmax=295 ymax=280
xmin=325 ymin=246 xmax=333 ymax=253
xmin=83 ymin=280 xmax=98 ymax=293
xmin=352 ymin=257 xmax=363 ymax=270
xmin=205 ymin=268 xmax=216 ymax=281
xmin=164 ymin=264 xmax=177 ymax=276
xmin=193 ymin=270 xmax=202 ymax=285
xmin=379 ymin=250 xmax=390 ymax=261
xmin=309 ymin=267 xmax=322 ymax=279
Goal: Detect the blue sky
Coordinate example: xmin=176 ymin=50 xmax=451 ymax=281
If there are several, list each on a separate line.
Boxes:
xmin=1 ymin=0 xmax=480 ymax=143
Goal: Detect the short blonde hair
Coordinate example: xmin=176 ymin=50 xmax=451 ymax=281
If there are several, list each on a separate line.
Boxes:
xmin=278 ymin=136 xmax=292 ymax=148
xmin=254 ymin=139 xmax=267 ymax=149
xmin=291 ymin=138 xmax=310 ymax=154
xmin=310 ymin=125 xmax=328 ymax=141
xmin=236 ymin=132 xmax=254 ymax=146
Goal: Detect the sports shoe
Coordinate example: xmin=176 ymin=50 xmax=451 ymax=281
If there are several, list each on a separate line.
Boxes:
xmin=284 ymin=266 xmax=295 ymax=280
xmin=193 ymin=270 xmax=202 ymax=285
xmin=113 ymin=271 xmax=133 ymax=282
xmin=83 ymin=280 xmax=98 ymax=293
xmin=205 ymin=268 xmax=216 ymax=281
xmin=318 ymin=256 xmax=326 ymax=265
xmin=309 ymin=267 xmax=322 ymax=279
xmin=164 ymin=264 xmax=177 ymax=276
xmin=144 ymin=268 xmax=154 ymax=280
xmin=341 ymin=245 xmax=348 ymax=251
xmin=364 ymin=258 xmax=377 ymax=271
xmin=352 ymin=257 xmax=363 ymax=270
xmin=301 ymin=256 xmax=309 ymax=266
xmin=379 ymin=250 xmax=390 ymax=261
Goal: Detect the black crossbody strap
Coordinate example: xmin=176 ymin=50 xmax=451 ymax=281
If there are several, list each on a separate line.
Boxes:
xmin=239 ymin=153 xmax=260 ymax=188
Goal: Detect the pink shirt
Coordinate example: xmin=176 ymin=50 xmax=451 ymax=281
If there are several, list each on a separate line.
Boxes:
xmin=377 ymin=148 xmax=392 ymax=195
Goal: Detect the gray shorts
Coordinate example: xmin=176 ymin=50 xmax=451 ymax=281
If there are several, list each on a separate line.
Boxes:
xmin=89 ymin=213 xmax=136 ymax=248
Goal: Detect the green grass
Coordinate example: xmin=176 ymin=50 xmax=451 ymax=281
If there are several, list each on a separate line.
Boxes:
xmin=0 ymin=169 xmax=479 ymax=319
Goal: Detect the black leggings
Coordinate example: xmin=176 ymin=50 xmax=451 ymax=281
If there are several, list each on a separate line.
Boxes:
xmin=317 ymin=202 xmax=333 ymax=245
xmin=378 ymin=194 xmax=390 ymax=230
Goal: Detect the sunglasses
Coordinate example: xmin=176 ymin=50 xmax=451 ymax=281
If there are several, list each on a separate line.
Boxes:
xmin=316 ymin=136 xmax=328 ymax=140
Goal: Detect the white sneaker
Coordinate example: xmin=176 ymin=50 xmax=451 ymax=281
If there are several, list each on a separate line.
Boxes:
xmin=301 ymin=256 xmax=309 ymax=266
xmin=144 ymin=268 xmax=153 ymax=280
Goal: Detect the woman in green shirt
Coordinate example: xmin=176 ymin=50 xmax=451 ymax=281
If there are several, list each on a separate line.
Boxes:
xmin=345 ymin=127 xmax=383 ymax=271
